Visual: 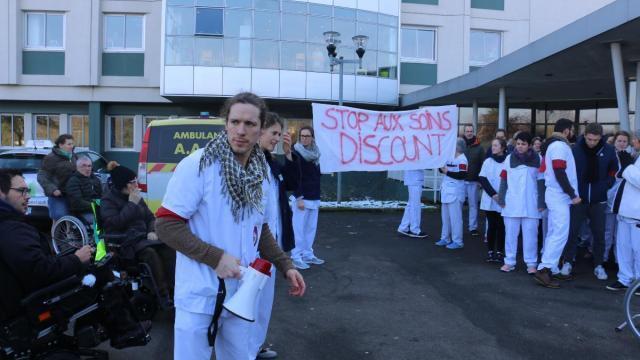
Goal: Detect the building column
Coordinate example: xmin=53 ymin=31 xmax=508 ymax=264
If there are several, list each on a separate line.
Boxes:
xmin=472 ymin=100 xmax=479 ymax=131
xmin=88 ymin=102 xmax=104 ymax=153
xmin=635 ymin=62 xmax=640 ymax=132
xmin=498 ymin=87 xmax=506 ymax=129
xmin=610 ymin=42 xmax=630 ymax=131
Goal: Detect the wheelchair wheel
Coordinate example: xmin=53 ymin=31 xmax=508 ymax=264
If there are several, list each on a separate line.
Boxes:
xmin=130 ymin=291 xmax=158 ymax=321
xmin=51 ymin=216 xmax=90 ymax=255
xmin=624 ymin=280 xmax=640 ymax=340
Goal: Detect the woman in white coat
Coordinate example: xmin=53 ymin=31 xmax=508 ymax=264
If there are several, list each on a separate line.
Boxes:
xmin=397 ymin=169 xmax=427 ymax=238
xmin=435 ymin=138 xmax=468 ymax=249
xmin=478 ymin=138 xmax=508 ymax=262
xmin=498 ymin=132 xmax=546 ymax=274
xmin=603 ymin=131 xmax=630 ymax=263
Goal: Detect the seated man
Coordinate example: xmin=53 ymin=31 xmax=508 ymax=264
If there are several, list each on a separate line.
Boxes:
xmin=65 ymin=156 xmax=103 ymax=224
xmin=101 ymin=163 xmax=175 ymax=307
xmin=0 ymin=169 xmax=149 ymax=350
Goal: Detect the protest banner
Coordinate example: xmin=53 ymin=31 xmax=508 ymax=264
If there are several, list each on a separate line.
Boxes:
xmin=312 ymin=103 xmax=459 ymax=173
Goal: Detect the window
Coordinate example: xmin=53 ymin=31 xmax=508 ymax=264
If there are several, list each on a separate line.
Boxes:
xmin=470 ymin=29 xmax=501 ymax=66
xmin=378 ymin=26 xmax=397 ymax=53
xmin=224 ymin=38 xmax=251 ymax=67
xmin=195 ymin=8 xmax=223 ymax=36
xmin=104 ymin=14 xmax=144 ymax=51
xmin=25 ymin=12 xmax=64 ymax=49
xmin=253 ymin=40 xmax=279 ymax=69
xmin=166 ymin=6 xmax=194 ymax=36
xmin=282 ymin=13 xmax=306 ymax=42
xmin=0 ymin=115 xmax=25 ymax=147
xmin=225 ymin=9 xmax=252 ymax=37
xmin=70 ymin=115 xmax=89 ymax=147
xmin=108 ymin=116 xmax=135 ymax=149
xmin=166 ymin=37 xmax=194 ymax=65
xmin=308 ymin=16 xmax=331 ymax=44
xmin=195 ymin=37 xmax=223 ymax=66
xmin=307 ymin=44 xmax=330 ymax=73
xmin=34 ymin=115 xmax=60 ymax=141
xmin=401 ymin=27 xmax=435 ymax=62
xmin=254 ymin=11 xmax=280 ymax=40
xmin=281 ymin=42 xmax=306 ymax=71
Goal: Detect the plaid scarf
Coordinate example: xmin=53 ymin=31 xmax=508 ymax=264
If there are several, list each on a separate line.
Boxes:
xmin=199 ymin=131 xmax=268 ymax=222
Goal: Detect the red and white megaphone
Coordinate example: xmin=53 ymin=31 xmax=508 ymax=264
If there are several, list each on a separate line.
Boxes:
xmin=222 ymin=258 xmax=272 ymax=322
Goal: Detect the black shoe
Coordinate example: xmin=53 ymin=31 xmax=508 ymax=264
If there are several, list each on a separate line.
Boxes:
xmin=485 ymin=251 xmax=495 ymax=262
xmin=606 ymin=281 xmax=629 ymax=291
xmin=110 ymin=321 xmax=152 ymax=349
xmin=397 ymin=229 xmax=412 ymax=237
xmin=494 ymin=252 xmax=504 ymax=263
xmin=470 ymin=230 xmax=480 ymax=236
xmin=408 ymin=231 xmax=428 ymax=238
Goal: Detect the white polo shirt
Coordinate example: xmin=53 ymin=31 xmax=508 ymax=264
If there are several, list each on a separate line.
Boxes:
xmin=161 ymin=148 xmax=272 ymax=315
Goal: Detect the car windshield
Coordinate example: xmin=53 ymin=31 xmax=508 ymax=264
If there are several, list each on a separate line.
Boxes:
xmin=0 ymin=154 xmax=44 ymax=172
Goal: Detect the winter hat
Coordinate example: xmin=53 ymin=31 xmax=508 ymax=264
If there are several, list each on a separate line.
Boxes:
xmin=107 ymin=161 xmax=136 ymax=190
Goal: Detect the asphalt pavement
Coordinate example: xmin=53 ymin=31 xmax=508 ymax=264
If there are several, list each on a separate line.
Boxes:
xmin=105 ymin=210 xmax=640 ymax=360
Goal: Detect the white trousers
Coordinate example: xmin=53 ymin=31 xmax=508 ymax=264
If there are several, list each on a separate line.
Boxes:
xmin=440 ymin=200 xmax=463 ymax=245
xmin=504 ymin=217 xmax=539 ymax=267
xmin=174 ymin=307 xmax=254 ymax=360
xmin=539 ymin=194 xmax=570 ymax=270
xmin=398 ymin=185 xmax=422 ymax=233
xmin=250 ymin=269 xmax=276 ymax=356
xmin=291 ymin=205 xmax=319 ymax=261
xmin=615 ymin=220 xmax=640 ymax=286
xmin=465 ymin=182 xmax=479 ymax=231
xmin=604 ymin=212 xmax=617 ymax=262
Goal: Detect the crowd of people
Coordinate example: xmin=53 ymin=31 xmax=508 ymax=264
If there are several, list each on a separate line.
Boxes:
xmin=399 ymin=120 xmax=640 ymax=290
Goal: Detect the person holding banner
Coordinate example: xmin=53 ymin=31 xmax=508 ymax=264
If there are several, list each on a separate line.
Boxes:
xmin=435 ymin=138 xmax=468 ymax=249
xmin=291 ymin=126 xmax=324 ymax=269
xmin=252 ymin=112 xmax=301 ymax=359
xmin=397 ymin=169 xmax=428 ymax=238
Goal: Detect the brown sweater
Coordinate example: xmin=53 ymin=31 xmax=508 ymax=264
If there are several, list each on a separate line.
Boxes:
xmin=156 ymin=217 xmax=294 ymax=276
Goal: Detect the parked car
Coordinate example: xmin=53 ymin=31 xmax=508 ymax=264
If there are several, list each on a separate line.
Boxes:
xmin=138 ymin=118 xmax=225 ymax=212
xmin=0 ymin=141 xmax=110 ymax=220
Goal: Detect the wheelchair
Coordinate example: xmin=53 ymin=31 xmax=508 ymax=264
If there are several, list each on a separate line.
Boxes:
xmin=50 ymin=209 xmax=164 ymax=321
xmin=0 ymin=254 xmax=151 ymax=359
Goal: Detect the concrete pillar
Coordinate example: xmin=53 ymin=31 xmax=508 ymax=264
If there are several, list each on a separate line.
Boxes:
xmin=610 ymin=42 xmax=630 ymax=131
xmin=472 ymin=100 xmax=479 ymax=132
xmin=88 ymin=102 xmax=103 ymax=153
xmin=498 ymin=87 xmax=506 ymax=129
xmin=635 ymin=62 xmax=640 ymax=132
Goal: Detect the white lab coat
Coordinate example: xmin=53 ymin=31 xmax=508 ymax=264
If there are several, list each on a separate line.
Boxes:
xmin=501 ymin=154 xmax=543 ymax=219
xmin=479 ymin=157 xmax=505 ymax=213
xmin=162 ymin=149 xmax=273 ymax=360
xmin=440 ymin=154 xmax=468 ymax=204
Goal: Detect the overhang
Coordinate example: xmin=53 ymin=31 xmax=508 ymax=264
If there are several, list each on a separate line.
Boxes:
xmin=401 ymin=0 xmax=640 ymax=109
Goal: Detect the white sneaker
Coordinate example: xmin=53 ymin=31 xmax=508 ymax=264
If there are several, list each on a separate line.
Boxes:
xmin=594 ymin=265 xmax=608 ymax=280
xmin=560 ymin=262 xmax=572 ymax=276
xmin=303 ymin=256 xmax=325 ymax=265
xmin=292 ymin=259 xmax=310 ymax=270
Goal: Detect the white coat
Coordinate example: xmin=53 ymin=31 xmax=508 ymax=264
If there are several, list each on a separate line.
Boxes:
xmin=440 ymin=153 xmax=468 ymax=204
xmin=479 ymin=157 xmax=505 ymax=213
xmin=543 ymin=140 xmax=578 ymax=204
xmin=501 ymin=154 xmax=543 ymax=219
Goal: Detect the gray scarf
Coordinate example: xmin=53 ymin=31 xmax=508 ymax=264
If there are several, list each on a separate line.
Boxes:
xmin=294 ymin=142 xmax=320 ymax=165
xmin=199 ymin=131 xmax=268 ymax=222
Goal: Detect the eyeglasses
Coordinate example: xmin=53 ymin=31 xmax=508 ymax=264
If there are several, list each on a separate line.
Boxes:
xmin=299 ymin=135 xmax=312 ymax=138
xmin=10 ymin=187 xmax=30 ymax=196
xmin=128 ymin=179 xmax=138 ymax=184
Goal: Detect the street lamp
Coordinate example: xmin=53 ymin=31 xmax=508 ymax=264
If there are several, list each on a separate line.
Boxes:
xmin=323 ymin=31 xmax=368 ymax=203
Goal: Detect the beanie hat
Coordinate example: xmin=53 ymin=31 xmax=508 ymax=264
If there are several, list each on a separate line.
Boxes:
xmin=107 ymin=161 xmax=136 ymax=190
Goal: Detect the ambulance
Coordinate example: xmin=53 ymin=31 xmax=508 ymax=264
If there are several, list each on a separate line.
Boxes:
xmin=138 ymin=118 xmax=225 ymax=212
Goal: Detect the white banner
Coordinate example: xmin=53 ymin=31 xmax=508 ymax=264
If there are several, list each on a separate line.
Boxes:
xmin=312 ymin=103 xmax=459 ymax=173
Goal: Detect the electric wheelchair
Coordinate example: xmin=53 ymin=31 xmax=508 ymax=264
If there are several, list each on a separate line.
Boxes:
xmin=50 ymin=204 xmax=165 ymax=321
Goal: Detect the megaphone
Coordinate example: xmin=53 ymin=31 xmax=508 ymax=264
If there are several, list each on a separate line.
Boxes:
xmin=222 ymin=258 xmax=272 ymax=322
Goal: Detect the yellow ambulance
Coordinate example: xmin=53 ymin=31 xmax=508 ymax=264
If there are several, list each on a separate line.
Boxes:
xmin=138 ymin=118 xmax=225 ymax=212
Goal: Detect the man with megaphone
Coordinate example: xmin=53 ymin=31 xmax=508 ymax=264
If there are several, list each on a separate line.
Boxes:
xmin=156 ymin=92 xmax=306 ymax=360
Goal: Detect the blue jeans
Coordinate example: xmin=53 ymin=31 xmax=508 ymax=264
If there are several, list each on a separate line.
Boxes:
xmin=48 ymin=196 xmax=69 ymax=221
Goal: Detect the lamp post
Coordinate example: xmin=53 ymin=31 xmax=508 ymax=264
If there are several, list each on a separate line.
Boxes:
xmin=323 ymin=31 xmax=368 ymax=203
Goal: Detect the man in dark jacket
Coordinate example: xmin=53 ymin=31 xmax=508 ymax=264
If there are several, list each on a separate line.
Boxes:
xmin=101 ymin=164 xmax=175 ymax=306
xmin=37 ymin=134 xmax=78 ymax=220
xmin=65 ymin=156 xmax=102 ymax=222
xmin=462 ymin=125 xmax=485 ymax=236
xmin=561 ymin=123 xmax=618 ymax=280
xmin=0 ymin=169 xmax=92 ymax=322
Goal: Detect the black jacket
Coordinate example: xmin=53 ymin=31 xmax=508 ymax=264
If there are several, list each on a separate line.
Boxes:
xmin=572 ymin=136 xmax=618 ymax=204
xmin=265 ymin=151 xmax=301 ymax=252
xmin=37 ymin=147 xmax=78 ymax=196
xmin=464 ymin=139 xmax=485 ymax=181
xmin=0 ymin=199 xmax=84 ymax=321
xmin=65 ymin=171 xmax=103 ymax=213
xmin=293 ymin=150 xmax=321 ymax=200
xmin=100 ymin=186 xmax=157 ymax=259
